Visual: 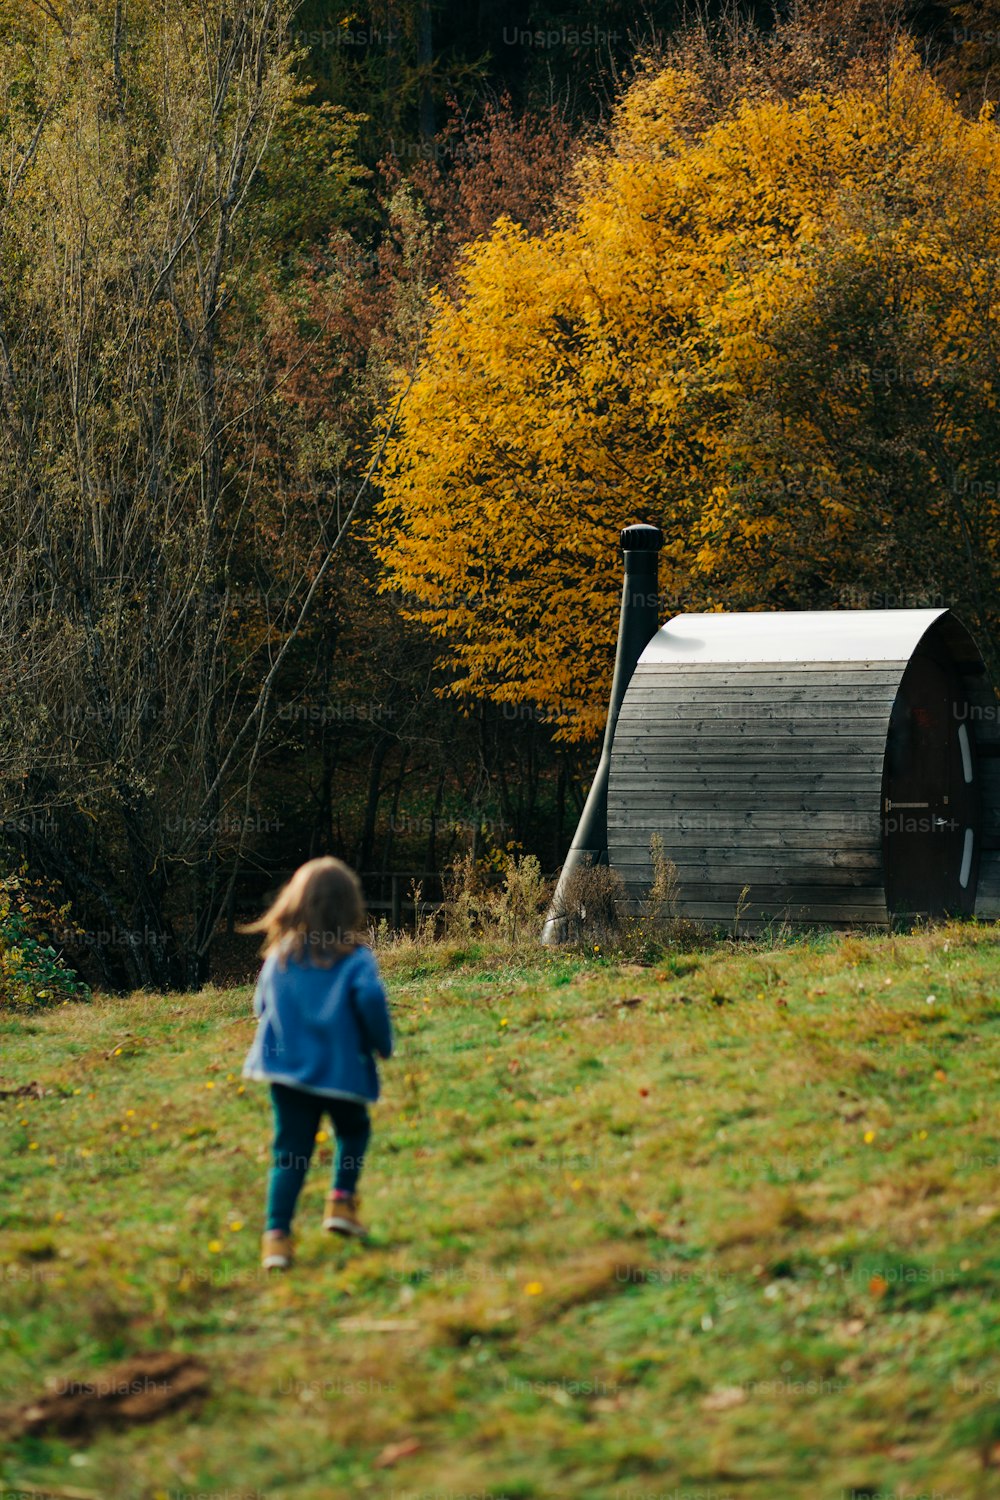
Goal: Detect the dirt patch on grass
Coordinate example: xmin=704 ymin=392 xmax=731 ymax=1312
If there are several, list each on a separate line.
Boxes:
xmin=425 ymin=1246 xmax=649 ymax=1346
xmin=0 ymin=1079 xmax=48 ymax=1099
xmin=4 ymin=1350 xmax=209 ymax=1439
xmin=711 ymin=1189 xmax=816 ymax=1249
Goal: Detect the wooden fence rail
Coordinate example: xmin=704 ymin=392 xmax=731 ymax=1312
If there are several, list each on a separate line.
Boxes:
xmin=224 ymin=867 xmax=550 ymax=934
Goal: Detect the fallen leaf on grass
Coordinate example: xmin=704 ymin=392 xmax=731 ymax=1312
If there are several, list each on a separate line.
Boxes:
xmin=375 ymin=1437 xmax=422 ymax=1468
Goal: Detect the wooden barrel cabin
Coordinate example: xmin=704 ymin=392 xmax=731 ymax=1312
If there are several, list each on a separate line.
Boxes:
xmin=607 ymin=607 xmax=1000 ymax=928
xmin=541 ymin=526 xmax=1000 ymax=938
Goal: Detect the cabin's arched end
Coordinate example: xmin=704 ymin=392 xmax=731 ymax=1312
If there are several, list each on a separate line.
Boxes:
xmin=605 ymin=608 xmax=1000 ymax=930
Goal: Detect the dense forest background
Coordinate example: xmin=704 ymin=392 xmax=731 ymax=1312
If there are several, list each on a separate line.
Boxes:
xmin=1 ymin=0 xmax=998 ymax=990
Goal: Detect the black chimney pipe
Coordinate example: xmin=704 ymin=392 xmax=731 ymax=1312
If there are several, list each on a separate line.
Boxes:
xmin=541 ymin=523 xmax=664 ymax=944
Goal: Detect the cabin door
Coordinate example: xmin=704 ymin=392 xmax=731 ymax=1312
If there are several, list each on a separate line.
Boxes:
xmin=882 ymin=653 xmax=980 ymax=918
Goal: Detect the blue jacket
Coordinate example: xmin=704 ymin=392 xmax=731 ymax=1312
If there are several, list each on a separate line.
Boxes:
xmin=242 ymin=945 xmax=393 ymax=1103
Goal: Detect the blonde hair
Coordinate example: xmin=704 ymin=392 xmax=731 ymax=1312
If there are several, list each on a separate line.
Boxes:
xmin=242 ymin=857 xmax=366 ymax=965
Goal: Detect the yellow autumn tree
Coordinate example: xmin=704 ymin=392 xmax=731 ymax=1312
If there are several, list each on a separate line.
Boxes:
xmin=376 ymin=42 xmax=1000 ymax=741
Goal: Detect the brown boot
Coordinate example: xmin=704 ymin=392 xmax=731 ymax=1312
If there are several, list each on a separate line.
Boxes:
xmin=322 ymin=1191 xmax=367 ymax=1238
xmin=261 ymin=1229 xmax=293 ymax=1270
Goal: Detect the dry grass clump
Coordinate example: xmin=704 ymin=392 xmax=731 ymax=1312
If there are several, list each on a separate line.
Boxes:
xmin=549 ymin=837 xmax=704 ymax=958
xmin=442 ymin=851 xmax=550 ymax=944
xmin=551 ymin=858 xmax=629 ymax=949
xmin=371 ymin=851 xmax=551 ymax=956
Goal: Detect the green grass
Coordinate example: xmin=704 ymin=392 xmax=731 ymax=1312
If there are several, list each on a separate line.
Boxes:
xmin=1 ymin=922 xmax=999 ymax=1499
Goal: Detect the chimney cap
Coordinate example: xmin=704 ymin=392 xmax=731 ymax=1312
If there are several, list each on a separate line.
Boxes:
xmin=620 ymin=523 xmax=663 ymax=552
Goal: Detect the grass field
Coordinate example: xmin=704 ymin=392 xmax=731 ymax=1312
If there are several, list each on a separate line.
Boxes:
xmin=1 ymin=922 xmax=999 ymax=1500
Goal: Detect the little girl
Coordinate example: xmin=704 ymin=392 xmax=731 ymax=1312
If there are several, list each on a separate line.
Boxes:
xmin=241 ymin=857 xmax=393 ymax=1270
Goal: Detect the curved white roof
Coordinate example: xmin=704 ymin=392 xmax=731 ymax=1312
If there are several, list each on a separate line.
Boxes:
xmin=639 ymin=609 xmax=949 ymax=666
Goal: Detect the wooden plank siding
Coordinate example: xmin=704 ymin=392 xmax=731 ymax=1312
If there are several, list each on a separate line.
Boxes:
xmin=608 ymin=657 xmax=905 ymax=929
xmin=615 ymin=899 xmax=890 ymax=928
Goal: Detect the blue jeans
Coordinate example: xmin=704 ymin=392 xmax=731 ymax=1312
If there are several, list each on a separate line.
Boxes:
xmin=266 ymin=1082 xmax=371 ymax=1233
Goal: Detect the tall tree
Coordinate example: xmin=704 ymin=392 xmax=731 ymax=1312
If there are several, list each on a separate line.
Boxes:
xmin=375 ymin=31 xmax=1000 ymax=742
xmin=0 ymin=0 xmax=367 ymax=988
xmin=252 ymin=93 xmax=581 ymax=880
